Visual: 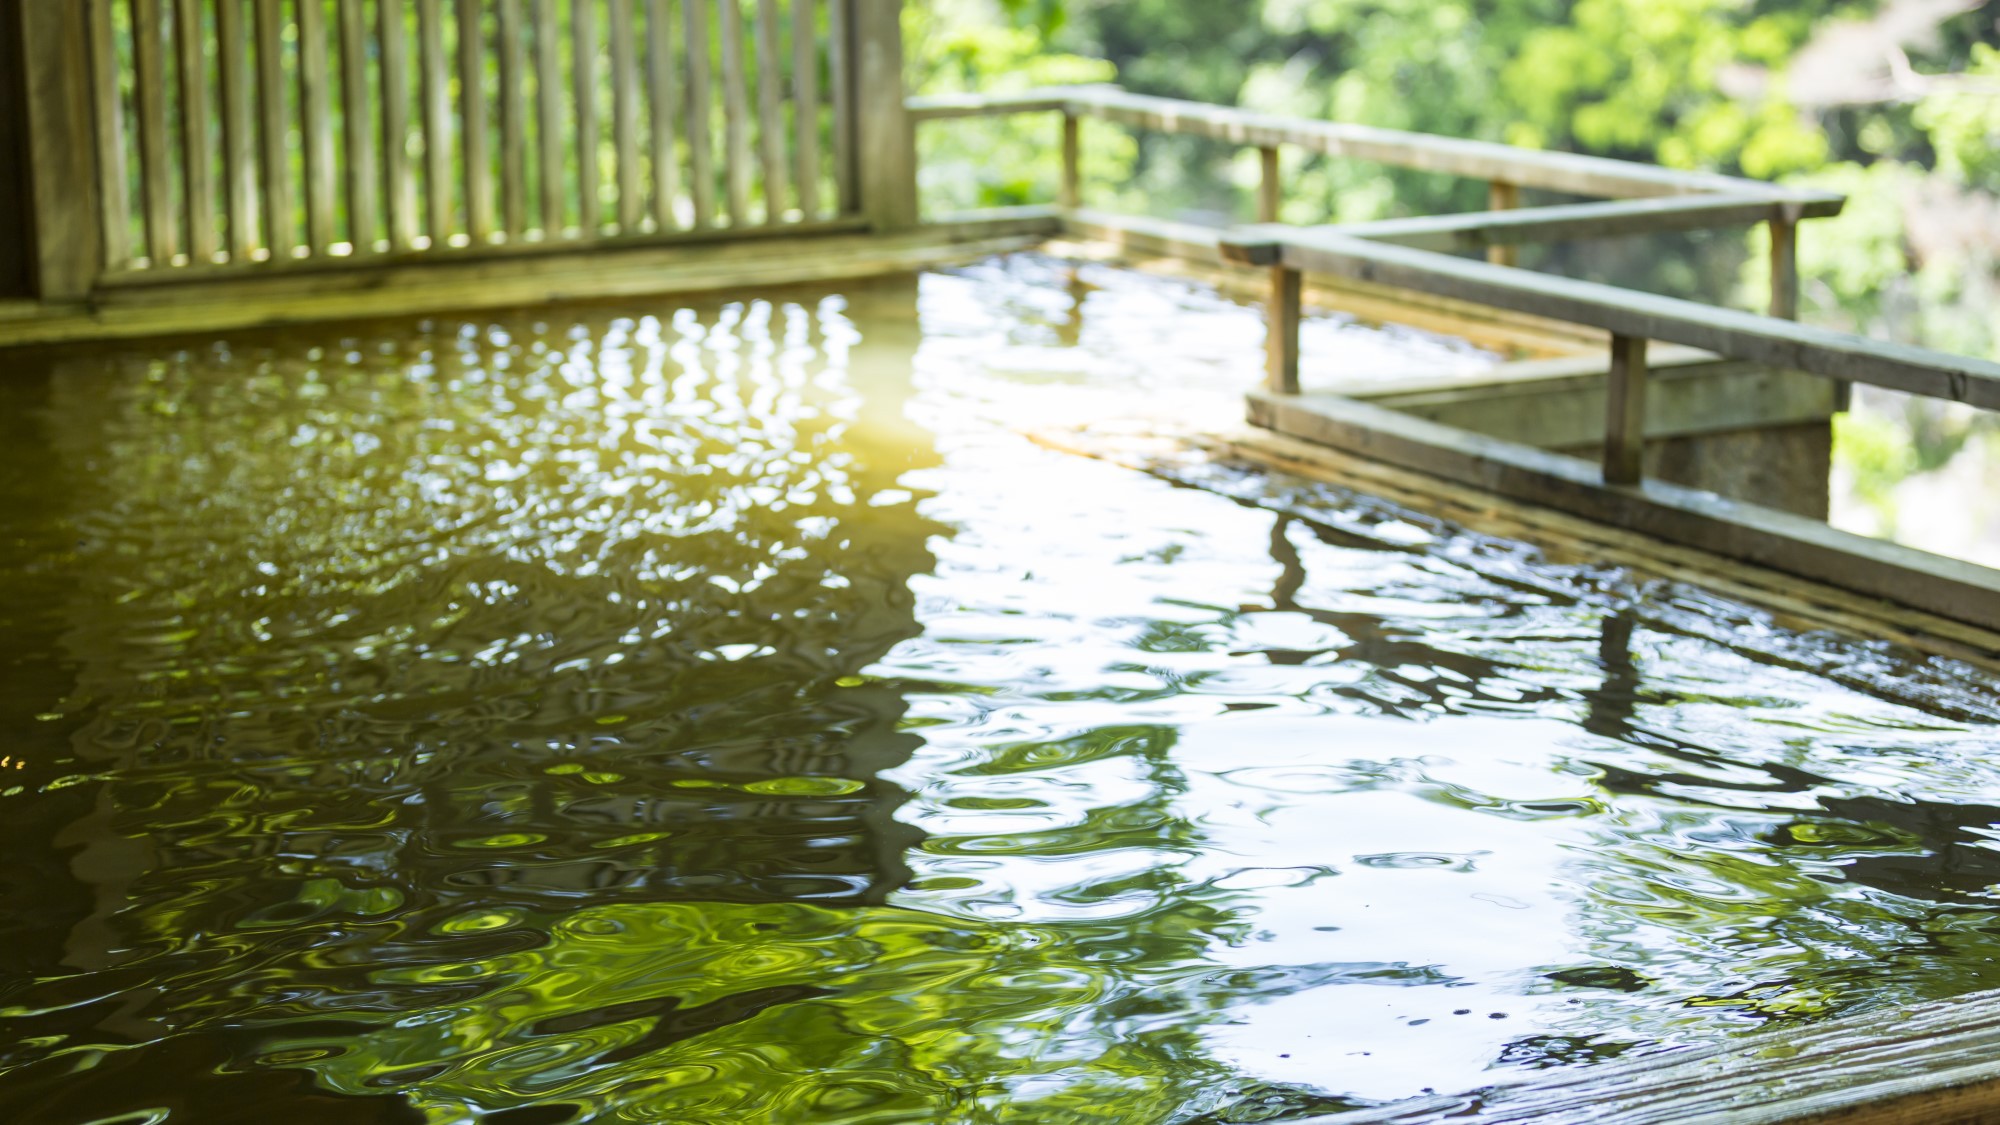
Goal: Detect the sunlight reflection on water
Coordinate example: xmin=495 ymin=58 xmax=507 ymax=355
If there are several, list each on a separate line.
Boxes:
xmin=0 ymin=255 xmax=1996 ymax=1123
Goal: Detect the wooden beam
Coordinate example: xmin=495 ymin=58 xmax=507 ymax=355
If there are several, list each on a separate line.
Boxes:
xmin=218 ymin=0 xmax=256 ymax=263
xmin=1601 ymin=333 xmax=1647 ymax=485
xmin=1329 ymin=194 xmax=1845 ymax=254
xmin=299 ymin=0 xmax=337 ymax=254
xmin=86 ymin=0 xmax=132 ymax=270
xmin=1059 ymin=111 xmax=1080 ymax=211
xmin=717 ymin=0 xmax=753 ymax=224
xmin=751 ymin=0 xmax=790 ymax=223
xmin=827 ymin=0 xmax=854 ymax=215
xmin=253 ymin=0 xmax=293 ymax=257
xmin=381 ymin=0 xmax=417 ymax=251
xmin=1257 ymin=145 xmax=1280 ymax=225
xmin=683 ymin=0 xmax=717 ymax=226
xmin=496 ymin=0 xmax=528 ymax=238
xmin=174 ymin=0 xmax=217 ymax=263
xmin=1770 ymin=210 xmax=1799 ymax=320
xmin=336 ymin=0 xmax=378 ymax=254
xmin=852 ymin=0 xmax=915 ymax=230
xmin=132 ymin=0 xmax=176 ymax=265
xmin=458 ymin=0 xmax=493 ymax=243
xmin=1226 ymin=227 xmax=2000 ymax=411
xmin=646 ymin=0 xmax=683 ymax=229
xmin=417 ymin=0 xmax=452 ymax=245
xmin=1485 ymin=179 xmax=1518 ymax=266
xmin=18 ymin=1 xmax=102 ymax=295
xmin=791 ymin=0 xmax=819 ymax=219
xmin=1266 ymin=265 xmax=1301 ymax=395
xmin=905 ymin=86 xmax=1108 ymax=122
xmin=1248 ymin=390 xmax=2000 ymax=631
xmin=610 ymin=0 xmax=643 ymax=232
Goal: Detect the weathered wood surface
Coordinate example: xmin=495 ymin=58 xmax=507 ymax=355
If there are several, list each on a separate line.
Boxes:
xmin=792 ymin=0 xmax=820 ymax=218
xmin=1227 ymin=227 xmax=2000 ymax=411
xmin=1333 ymin=193 xmax=1844 ymax=254
xmin=683 ymin=0 xmax=718 ymax=226
xmin=174 ymin=0 xmax=217 ymax=263
xmin=254 ymin=0 xmax=294 ymax=255
xmin=1266 ymin=265 xmax=1301 ymax=395
xmin=497 ymin=0 xmax=529 ymax=237
xmin=610 ymin=0 xmax=643 ymax=231
xmin=853 ymin=0 xmax=916 ymax=230
xmin=1602 ymin=333 xmax=1648 ymax=485
xmin=752 ymin=0 xmax=790 ymax=221
xmin=337 ymin=0 xmax=378 ymax=254
xmin=218 ymin=0 xmax=256 ymax=262
xmin=532 ymin=0 xmax=564 ymax=235
xmin=914 ymin=86 xmax=1835 ymax=204
xmin=131 ymin=0 xmax=175 ymax=265
xmin=459 ymin=0 xmax=493 ymax=243
xmin=572 ymin=0 xmax=600 ymax=234
xmin=418 ymin=0 xmax=453 ymax=243
xmin=0 ymin=218 xmax=1052 ymax=348
xmin=18 ymin=2 xmax=101 ymax=296
xmin=381 ymin=0 xmax=418 ymax=251
xmin=299 ymin=0 xmax=337 ymax=253
xmin=646 ymin=0 xmax=683 ymax=229
xmin=1249 ymin=390 xmax=2000 ymax=631
xmin=87 ymin=0 xmax=131 ymax=270
xmin=717 ymin=0 xmax=754 ymax=223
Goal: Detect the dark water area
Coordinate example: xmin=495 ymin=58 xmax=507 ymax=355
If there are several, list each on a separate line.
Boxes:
xmin=1 ymin=257 xmax=1998 ymax=1124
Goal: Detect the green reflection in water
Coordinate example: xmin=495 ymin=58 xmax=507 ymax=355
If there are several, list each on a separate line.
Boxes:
xmin=0 ymin=261 xmax=1999 ymax=1124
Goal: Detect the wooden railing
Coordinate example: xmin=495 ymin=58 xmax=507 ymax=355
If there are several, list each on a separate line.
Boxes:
xmin=6 ymin=0 xmax=924 ymax=297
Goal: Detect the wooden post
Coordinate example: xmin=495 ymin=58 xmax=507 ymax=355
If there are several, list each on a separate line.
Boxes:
xmin=16 ymin=2 xmax=102 ymax=298
xmin=1768 ymin=211 xmax=1798 ymax=320
xmin=852 ymin=0 xmax=915 ymax=231
xmin=0 ymin=0 xmax=27 ymax=296
xmin=1058 ymin=111 xmax=1079 ymax=211
xmin=1603 ymin=333 xmax=1648 ymax=486
xmin=1266 ymin=265 xmax=1302 ymax=395
xmin=1487 ymin=179 xmax=1519 ymax=267
xmin=1257 ymin=144 xmax=1281 ymax=224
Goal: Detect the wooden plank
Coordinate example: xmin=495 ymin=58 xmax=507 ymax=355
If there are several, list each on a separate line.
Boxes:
xmin=1228 ymin=228 xmax=2000 ymax=411
xmin=532 ymin=0 xmax=563 ymax=235
xmin=827 ymin=0 xmax=853 ymax=214
xmin=852 ymin=0 xmax=913 ymax=230
xmin=0 ymin=221 xmax=1041 ymax=347
xmin=683 ymin=0 xmax=717 ymax=225
xmin=572 ymin=0 xmax=599 ymax=235
xmin=87 ymin=0 xmax=134 ymax=269
xmin=1485 ymin=179 xmax=1518 ymax=267
xmin=1601 ymin=333 xmax=1647 ymax=485
xmin=496 ymin=0 xmax=529 ymax=238
xmin=1059 ymin=207 xmax=1226 ymax=263
xmin=298 ymin=0 xmax=336 ymax=253
xmin=252 ymin=0 xmax=293 ymax=257
xmin=1256 ymin=144 xmax=1279 ymax=224
xmin=218 ymin=0 xmax=256 ymax=262
xmin=416 ymin=0 xmax=452 ymax=244
xmin=1266 ymin=265 xmax=1300 ymax=395
xmin=458 ymin=0 xmax=493 ymax=243
xmin=132 ymin=0 xmax=176 ymax=265
xmin=644 ymin=0 xmax=682 ymax=230
xmin=175 ymin=0 xmax=217 ymax=263
xmin=18 ymin=3 xmax=104 ymax=294
xmin=752 ymin=0 xmax=790 ymax=222
xmin=609 ymin=0 xmax=641 ymax=232
xmin=791 ymin=0 xmax=819 ymax=219
xmin=336 ymin=0 xmax=377 ymax=254
xmin=1059 ymin=112 xmax=1079 ymax=210
xmin=717 ymin=0 xmax=754 ymax=223
xmin=379 ymin=0 xmax=418 ymax=251
xmin=1328 ymin=194 xmax=1845 ymax=254
xmin=1248 ymin=389 xmax=2000 ymax=631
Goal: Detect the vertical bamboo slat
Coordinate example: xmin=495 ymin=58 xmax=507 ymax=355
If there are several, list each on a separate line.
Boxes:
xmin=828 ymin=0 xmax=853 ymax=214
xmin=609 ymin=0 xmax=641 ymax=233
xmin=132 ymin=0 xmax=177 ymax=264
xmin=752 ymin=0 xmax=790 ymax=222
xmin=337 ymin=0 xmax=378 ymax=253
xmin=458 ymin=0 xmax=494 ymax=243
xmin=299 ymin=0 xmax=337 ymax=253
xmin=87 ymin=0 xmax=133 ymax=268
xmin=791 ymin=0 xmax=819 ymax=219
xmin=218 ymin=0 xmax=256 ymax=261
xmin=174 ymin=0 xmax=217 ymax=262
xmin=417 ymin=0 xmax=452 ymax=244
xmin=573 ymin=0 xmax=600 ymax=234
xmin=644 ymin=0 xmax=681 ymax=230
xmin=381 ymin=0 xmax=418 ymax=250
xmin=532 ymin=0 xmax=564 ymax=235
xmin=684 ymin=0 xmax=716 ymax=226
xmin=1603 ymin=334 xmax=1650 ymax=486
xmin=718 ymin=0 xmax=753 ymax=223
xmin=497 ymin=0 xmax=529 ymax=237
xmin=253 ymin=0 xmax=293 ymax=256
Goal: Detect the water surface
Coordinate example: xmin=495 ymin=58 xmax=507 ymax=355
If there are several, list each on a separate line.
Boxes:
xmin=2 ymin=257 xmax=1998 ymax=1124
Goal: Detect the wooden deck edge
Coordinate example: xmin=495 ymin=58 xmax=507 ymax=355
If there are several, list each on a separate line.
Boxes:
xmin=1029 ymin=420 xmax=2000 ymax=671
xmin=0 ymin=213 xmax=1061 ymax=350
xmin=1247 ymin=390 xmax=2000 ymax=635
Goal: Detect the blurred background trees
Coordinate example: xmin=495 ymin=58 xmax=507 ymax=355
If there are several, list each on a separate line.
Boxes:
xmin=911 ymin=0 xmax=2000 ymax=564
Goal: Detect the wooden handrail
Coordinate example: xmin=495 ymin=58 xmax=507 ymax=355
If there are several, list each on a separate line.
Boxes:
xmin=909 ymin=85 xmax=1838 ymax=206
xmin=1220 ymin=226 xmax=2000 ymax=411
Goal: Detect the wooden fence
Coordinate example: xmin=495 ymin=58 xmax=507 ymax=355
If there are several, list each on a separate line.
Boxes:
xmin=7 ymin=0 xmax=919 ymax=299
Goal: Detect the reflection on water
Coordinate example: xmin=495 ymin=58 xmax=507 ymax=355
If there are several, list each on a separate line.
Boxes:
xmin=1 ymin=256 xmax=1998 ymax=1124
